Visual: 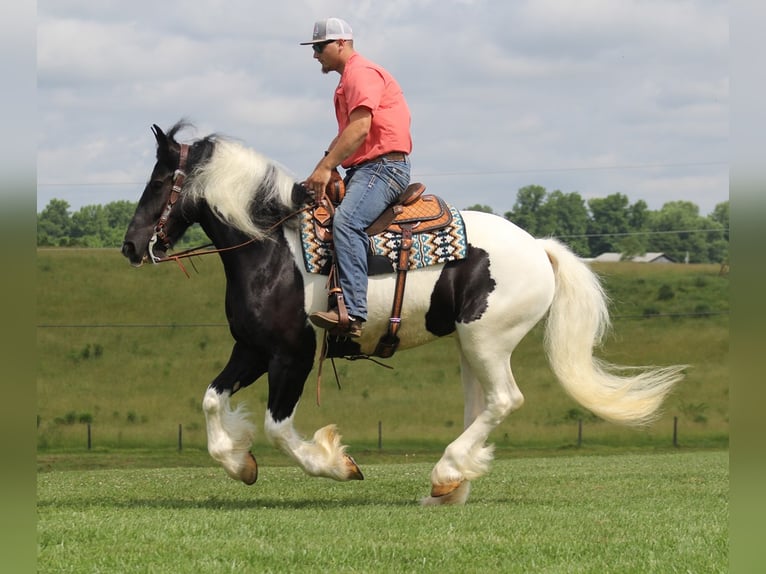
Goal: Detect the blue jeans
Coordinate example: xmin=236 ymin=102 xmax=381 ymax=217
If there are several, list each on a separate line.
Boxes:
xmin=333 ymin=157 xmax=411 ymax=321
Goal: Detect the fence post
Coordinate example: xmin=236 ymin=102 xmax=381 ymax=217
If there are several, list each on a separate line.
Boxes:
xmin=178 ymin=424 xmax=183 ymax=451
xmin=378 ymin=421 xmax=382 ymax=450
xmin=673 ymin=416 xmax=679 ymax=448
xmin=87 ymin=423 xmax=92 ymax=451
xmin=577 ymin=419 xmax=583 ymax=447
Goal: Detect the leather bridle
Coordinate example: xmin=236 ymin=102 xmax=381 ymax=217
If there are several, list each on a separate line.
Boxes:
xmin=148 ymin=144 xmax=190 ymax=263
xmin=144 ymin=142 xmax=314 ymax=275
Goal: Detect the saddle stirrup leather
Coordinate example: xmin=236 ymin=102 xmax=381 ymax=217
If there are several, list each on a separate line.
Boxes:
xmin=374 ymin=224 xmax=413 ymax=358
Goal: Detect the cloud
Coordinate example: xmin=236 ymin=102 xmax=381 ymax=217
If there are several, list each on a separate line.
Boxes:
xmin=37 ymin=1 xmax=729 ymax=217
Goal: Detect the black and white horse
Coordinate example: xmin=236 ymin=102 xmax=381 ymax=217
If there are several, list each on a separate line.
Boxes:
xmin=122 ymin=121 xmax=684 ymax=505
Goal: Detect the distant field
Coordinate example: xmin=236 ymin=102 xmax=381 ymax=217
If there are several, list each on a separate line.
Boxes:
xmin=37 ymin=249 xmax=728 ymax=457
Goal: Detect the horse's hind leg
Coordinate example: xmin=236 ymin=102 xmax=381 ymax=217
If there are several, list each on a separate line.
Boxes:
xmin=422 ymin=337 xmax=525 ymax=505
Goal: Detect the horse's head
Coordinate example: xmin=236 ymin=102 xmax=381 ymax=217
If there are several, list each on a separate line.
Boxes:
xmin=121 ymin=122 xmax=198 ymax=266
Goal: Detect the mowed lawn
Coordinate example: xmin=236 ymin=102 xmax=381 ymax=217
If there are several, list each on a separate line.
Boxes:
xmin=37 ymin=450 xmax=728 ymax=573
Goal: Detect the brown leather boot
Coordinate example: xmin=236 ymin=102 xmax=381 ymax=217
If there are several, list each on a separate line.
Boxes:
xmin=309 ymin=310 xmax=363 ymax=337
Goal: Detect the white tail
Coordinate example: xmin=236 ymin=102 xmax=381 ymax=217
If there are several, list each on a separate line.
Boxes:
xmin=540 ymin=238 xmax=685 ymax=426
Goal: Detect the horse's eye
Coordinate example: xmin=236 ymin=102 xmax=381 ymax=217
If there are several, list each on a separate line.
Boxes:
xmin=150 ymin=179 xmax=164 ymax=191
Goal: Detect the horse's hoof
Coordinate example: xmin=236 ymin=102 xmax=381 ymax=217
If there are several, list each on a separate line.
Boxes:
xmin=422 ymin=481 xmax=471 ymax=505
xmin=345 ymin=454 xmax=364 ymax=480
xmin=241 ymin=452 xmax=258 ymax=485
xmin=430 ymin=480 xmax=462 ymax=498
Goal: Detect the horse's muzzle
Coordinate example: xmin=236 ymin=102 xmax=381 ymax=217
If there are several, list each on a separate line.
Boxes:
xmin=121 ymin=241 xmax=148 ymax=267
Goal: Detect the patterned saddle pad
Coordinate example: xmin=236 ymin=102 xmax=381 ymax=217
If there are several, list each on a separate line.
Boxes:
xmin=299 ymin=203 xmax=468 ymax=275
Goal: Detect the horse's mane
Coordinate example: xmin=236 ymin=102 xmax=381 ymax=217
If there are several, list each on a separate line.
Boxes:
xmin=178 ymin=123 xmax=298 ymax=240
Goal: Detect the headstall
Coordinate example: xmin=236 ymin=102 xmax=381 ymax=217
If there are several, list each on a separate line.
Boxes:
xmin=148 ymin=144 xmax=189 ymax=264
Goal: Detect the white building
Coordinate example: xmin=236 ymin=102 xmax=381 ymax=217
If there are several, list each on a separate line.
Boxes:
xmin=587 ymin=252 xmax=676 ymax=263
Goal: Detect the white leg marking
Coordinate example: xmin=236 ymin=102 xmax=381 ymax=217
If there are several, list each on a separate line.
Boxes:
xmin=427 ymin=343 xmax=526 ymax=504
xmin=203 ymin=387 xmax=256 ymax=481
xmin=264 ymin=411 xmax=359 ymax=481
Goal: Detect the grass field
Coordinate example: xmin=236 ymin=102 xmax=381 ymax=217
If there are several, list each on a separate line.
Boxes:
xmin=37 ymin=451 xmax=728 ymax=573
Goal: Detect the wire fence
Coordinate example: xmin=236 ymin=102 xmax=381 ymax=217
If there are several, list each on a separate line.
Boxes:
xmin=48 ymin=415 xmax=694 ymax=453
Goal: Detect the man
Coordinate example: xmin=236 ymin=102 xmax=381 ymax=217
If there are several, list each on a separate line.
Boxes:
xmin=301 ymin=18 xmax=413 ymax=338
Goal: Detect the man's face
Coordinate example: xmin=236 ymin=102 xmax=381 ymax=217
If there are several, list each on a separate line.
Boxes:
xmin=312 ymin=40 xmax=342 ymax=74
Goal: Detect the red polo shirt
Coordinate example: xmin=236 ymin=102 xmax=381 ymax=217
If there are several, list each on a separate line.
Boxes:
xmin=334 ymin=53 xmax=412 ymax=168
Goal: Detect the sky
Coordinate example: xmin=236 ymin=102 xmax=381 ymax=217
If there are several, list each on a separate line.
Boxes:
xmin=37 ymin=0 xmax=729 ymax=217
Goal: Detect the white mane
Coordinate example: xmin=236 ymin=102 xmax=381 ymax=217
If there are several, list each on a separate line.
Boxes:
xmin=186 ymin=139 xmax=297 ymax=240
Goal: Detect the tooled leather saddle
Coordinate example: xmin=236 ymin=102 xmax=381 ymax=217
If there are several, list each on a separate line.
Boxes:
xmin=310 ymin=170 xmax=454 ymax=358
xmin=311 ymin=172 xmax=453 ymax=242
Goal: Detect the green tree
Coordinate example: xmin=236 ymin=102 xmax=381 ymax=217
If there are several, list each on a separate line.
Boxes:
xmin=617 ymin=199 xmax=651 ymax=258
xmin=543 ymin=190 xmax=589 ymax=256
xmin=504 ymin=185 xmax=547 ymax=236
xmin=37 ymin=199 xmax=72 ymax=246
xmin=710 ymin=201 xmax=729 ymax=242
xmin=705 ymin=200 xmax=729 ymax=263
xmin=627 ymin=199 xmax=650 ymax=233
xmin=704 ymin=224 xmax=728 ymax=263
xmin=39 ymin=198 xmax=138 ymax=248
xmin=464 ymin=204 xmax=495 ymax=214
xmin=586 ymin=193 xmax=632 ymax=256
xmin=70 ymin=204 xmax=108 ymax=246
xmin=103 ymin=200 xmax=139 ymax=246
xmin=647 ymin=201 xmax=709 ymax=263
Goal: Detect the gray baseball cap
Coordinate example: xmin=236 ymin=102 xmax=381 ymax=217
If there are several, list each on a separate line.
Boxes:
xmin=299 ymin=17 xmax=353 ymax=45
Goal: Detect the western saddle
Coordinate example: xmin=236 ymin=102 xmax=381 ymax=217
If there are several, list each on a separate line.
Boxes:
xmin=310 ymin=170 xmax=453 ymax=358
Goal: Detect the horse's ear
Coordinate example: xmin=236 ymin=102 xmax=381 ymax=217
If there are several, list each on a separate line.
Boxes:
xmin=151 ymin=124 xmax=173 ymax=162
xmin=152 ymin=124 xmax=167 ymax=147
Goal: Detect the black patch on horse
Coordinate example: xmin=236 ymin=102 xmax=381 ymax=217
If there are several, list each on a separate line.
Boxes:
xmin=425 ymin=245 xmax=496 ymax=336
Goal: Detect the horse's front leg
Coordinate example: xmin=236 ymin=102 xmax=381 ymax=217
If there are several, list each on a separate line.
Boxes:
xmin=203 ymin=342 xmax=266 ymax=485
xmin=263 ymin=349 xmax=363 ymax=482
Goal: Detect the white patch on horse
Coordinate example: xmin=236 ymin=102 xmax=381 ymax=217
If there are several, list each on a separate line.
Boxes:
xmin=264 ymin=411 xmax=358 ymax=481
xmin=202 ymin=387 xmax=257 ymax=481
xmin=187 ymin=139 xmax=296 ymax=240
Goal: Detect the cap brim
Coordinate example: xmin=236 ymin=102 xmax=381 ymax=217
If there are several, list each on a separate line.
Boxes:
xmin=299 ymin=37 xmax=351 ymax=45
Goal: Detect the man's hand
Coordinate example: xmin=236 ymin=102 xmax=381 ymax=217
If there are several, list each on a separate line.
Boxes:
xmin=303 ymin=163 xmax=333 ymax=201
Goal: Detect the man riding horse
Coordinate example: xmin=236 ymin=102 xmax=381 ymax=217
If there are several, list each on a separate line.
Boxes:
xmin=301 ymin=18 xmax=413 ymax=339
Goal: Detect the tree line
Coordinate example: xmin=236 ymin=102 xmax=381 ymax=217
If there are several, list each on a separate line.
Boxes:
xmin=37 ymin=198 xmax=209 ymax=249
xmin=468 ymin=185 xmax=728 ymax=263
xmin=38 ymin=186 xmax=729 ymax=263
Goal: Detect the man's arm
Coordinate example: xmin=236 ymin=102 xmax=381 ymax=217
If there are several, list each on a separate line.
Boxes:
xmin=303 ymin=107 xmax=372 ymax=195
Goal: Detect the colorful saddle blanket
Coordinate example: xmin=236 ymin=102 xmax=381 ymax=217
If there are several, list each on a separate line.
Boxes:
xmin=299 ymin=203 xmax=468 ymax=275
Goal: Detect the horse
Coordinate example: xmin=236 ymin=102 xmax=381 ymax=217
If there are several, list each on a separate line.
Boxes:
xmin=121 ymin=120 xmax=685 ymax=505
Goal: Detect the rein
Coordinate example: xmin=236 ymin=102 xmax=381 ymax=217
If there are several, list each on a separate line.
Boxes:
xmin=152 ymin=208 xmax=314 ymax=277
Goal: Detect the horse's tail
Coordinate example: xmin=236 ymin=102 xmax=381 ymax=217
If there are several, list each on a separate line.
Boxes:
xmin=539 ymin=238 xmax=685 ymax=426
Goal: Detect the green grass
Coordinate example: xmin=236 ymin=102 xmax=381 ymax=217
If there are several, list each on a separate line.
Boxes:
xmin=592 ymin=261 xmax=729 ymax=318
xmin=37 ymin=451 xmax=728 ymax=573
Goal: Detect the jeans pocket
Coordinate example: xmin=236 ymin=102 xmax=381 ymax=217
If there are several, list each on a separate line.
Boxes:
xmin=385 ymin=163 xmax=410 ymax=195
